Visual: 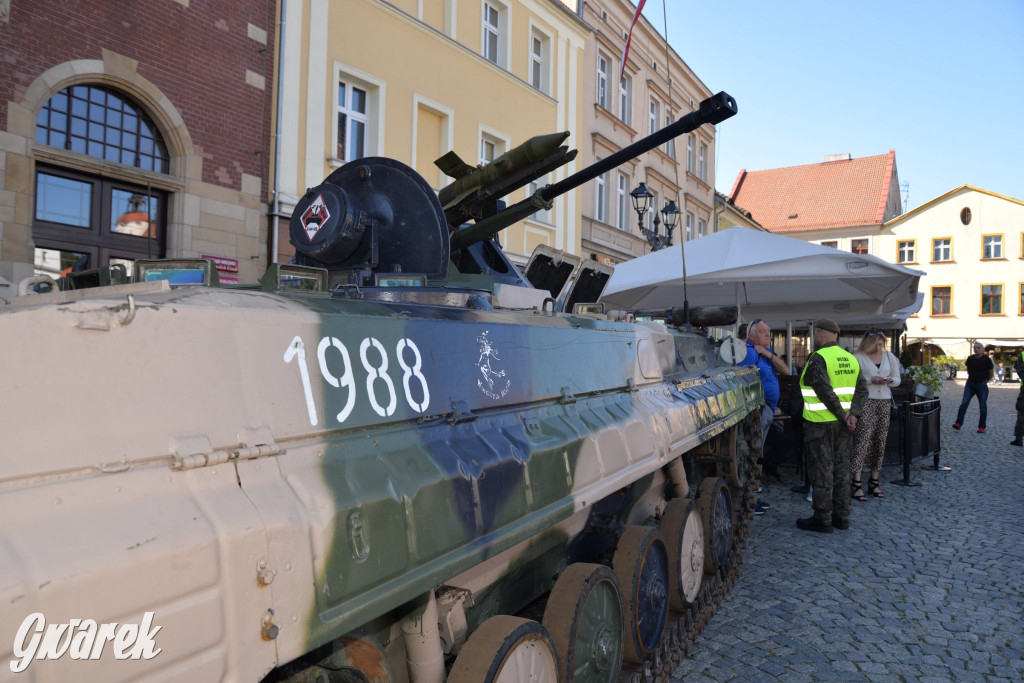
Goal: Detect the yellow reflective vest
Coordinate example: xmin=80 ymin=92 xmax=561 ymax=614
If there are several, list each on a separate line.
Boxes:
xmin=799 ymin=345 xmax=860 ymax=423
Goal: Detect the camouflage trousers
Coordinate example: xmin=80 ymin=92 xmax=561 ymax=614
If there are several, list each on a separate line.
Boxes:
xmin=804 ymin=420 xmax=852 ymax=523
xmin=1017 ymin=386 xmax=1024 ymax=439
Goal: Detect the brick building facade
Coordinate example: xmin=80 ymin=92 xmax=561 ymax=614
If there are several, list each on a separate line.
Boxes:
xmin=0 ymin=0 xmax=276 ymax=286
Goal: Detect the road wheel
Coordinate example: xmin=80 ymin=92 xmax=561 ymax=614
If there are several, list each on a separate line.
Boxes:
xmin=661 ymin=498 xmax=705 ymax=611
xmin=448 ymin=615 xmax=559 ymax=683
xmin=726 ymin=426 xmax=750 ymax=489
xmin=612 ymin=525 xmax=670 ymax=664
xmin=542 ymin=563 xmax=623 ymax=682
xmin=697 ymin=477 xmax=733 ymax=575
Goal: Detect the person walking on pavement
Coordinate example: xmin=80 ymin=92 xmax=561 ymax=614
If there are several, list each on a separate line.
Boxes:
xmin=796 ymin=319 xmax=868 ymax=533
xmin=850 ymin=330 xmax=901 ymax=501
xmin=953 ymin=342 xmax=995 ymax=433
xmin=739 ymin=319 xmax=791 ymax=515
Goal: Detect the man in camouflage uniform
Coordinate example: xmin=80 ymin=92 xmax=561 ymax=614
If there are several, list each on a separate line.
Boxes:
xmin=1012 ymin=356 xmax=1024 ymax=447
xmin=796 ymin=319 xmax=868 ymax=533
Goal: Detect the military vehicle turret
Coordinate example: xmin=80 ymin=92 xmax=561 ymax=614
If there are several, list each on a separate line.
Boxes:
xmin=1 ymin=92 xmax=764 ymax=683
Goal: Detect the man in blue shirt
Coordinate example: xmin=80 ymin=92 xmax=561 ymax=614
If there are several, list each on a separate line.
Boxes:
xmin=739 ymin=319 xmax=791 ymax=514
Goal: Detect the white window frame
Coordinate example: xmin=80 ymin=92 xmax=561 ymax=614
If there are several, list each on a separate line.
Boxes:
xmin=529 ymin=25 xmax=550 ymax=94
xmin=478 ymin=125 xmax=509 ymax=168
xmin=339 ymin=83 xmax=368 ymax=162
xmin=698 ymin=142 xmax=708 ymax=182
xmin=686 ymin=135 xmax=694 ymax=173
xmin=619 ymin=74 xmax=632 ymax=125
xmin=698 ymin=218 xmax=706 ymax=238
xmin=685 ymin=212 xmax=694 ymax=241
xmin=897 ymin=240 xmax=915 ymax=263
xmin=331 ymin=64 xmax=385 ymax=168
xmin=480 ymin=138 xmax=496 ymax=164
xmin=933 ymin=238 xmax=951 ymax=262
xmin=649 ymin=99 xmax=660 ymax=137
xmin=983 ymin=234 xmax=1003 ymax=259
xmin=597 ymin=54 xmax=610 ymax=109
xmin=616 ymin=173 xmax=629 ymax=231
xmin=482 ymin=1 xmax=508 ymax=67
xmin=595 ymin=169 xmax=607 ymax=223
xmin=665 ymin=113 xmax=675 ymax=157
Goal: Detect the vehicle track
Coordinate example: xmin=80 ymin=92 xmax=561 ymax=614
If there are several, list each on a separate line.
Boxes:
xmin=624 ymin=411 xmax=762 ymax=683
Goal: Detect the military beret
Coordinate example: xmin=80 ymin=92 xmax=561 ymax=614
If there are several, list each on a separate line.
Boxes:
xmin=813 ymin=318 xmax=840 ymax=334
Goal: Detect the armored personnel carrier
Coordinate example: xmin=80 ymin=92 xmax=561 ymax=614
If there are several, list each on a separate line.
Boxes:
xmin=0 ymin=92 xmax=763 ymax=682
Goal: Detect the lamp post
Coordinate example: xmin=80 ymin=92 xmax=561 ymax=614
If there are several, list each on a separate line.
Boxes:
xmin=630 ymin=183 xmax=678 ymax=251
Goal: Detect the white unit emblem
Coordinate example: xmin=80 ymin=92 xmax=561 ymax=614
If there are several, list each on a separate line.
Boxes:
xmin=475 ymin=331 xmax=511 ymax=400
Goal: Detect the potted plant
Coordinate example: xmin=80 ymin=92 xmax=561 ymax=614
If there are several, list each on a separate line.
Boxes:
xmin=908 ymin=363 xmax=944 ymax=398
xmin=931 ymin=354 xmax=962 ymax=380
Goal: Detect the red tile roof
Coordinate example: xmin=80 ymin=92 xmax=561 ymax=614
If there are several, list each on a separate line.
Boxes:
xmin=728 ymin=151 xmax=896 ymax=233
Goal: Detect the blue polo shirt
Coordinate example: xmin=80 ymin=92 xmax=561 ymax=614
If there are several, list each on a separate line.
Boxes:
xmin=739 ymin=341 xmax=780 ymax=411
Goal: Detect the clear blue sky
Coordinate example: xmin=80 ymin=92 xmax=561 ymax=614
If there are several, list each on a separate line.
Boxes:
xmin=646 ymin=0 xmax=1024 ymax=210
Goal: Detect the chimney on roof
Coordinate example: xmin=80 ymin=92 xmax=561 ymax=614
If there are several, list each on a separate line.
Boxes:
xmin=822 ymin=153 xmax=852 ymax=162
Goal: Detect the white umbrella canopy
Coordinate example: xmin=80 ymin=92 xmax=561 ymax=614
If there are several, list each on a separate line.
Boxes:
xmin=600 ymin=227 xmax=924 ymax=321
xmin=767 ymin=292 xmax=925 ymax=332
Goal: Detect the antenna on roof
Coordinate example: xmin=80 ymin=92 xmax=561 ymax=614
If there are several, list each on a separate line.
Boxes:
xmin=900 ymin=182 xmax=911 ymax=213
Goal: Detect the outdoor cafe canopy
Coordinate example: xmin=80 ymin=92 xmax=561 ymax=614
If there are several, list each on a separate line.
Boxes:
xmin=600 ymin=227 xmax=924 ymax=322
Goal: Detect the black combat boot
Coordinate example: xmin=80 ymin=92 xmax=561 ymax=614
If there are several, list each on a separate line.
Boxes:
xmin=796 ymin=516 xmax=833 ymax=533
xmin=1011 ymin=438 xmax=1023 ymax=447
xmin=831 ymin=514 xmax=849 ymax=530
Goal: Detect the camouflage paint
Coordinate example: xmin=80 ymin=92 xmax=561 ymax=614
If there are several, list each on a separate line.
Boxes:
xmin=0 ymin=279 xmax=760 ymax=681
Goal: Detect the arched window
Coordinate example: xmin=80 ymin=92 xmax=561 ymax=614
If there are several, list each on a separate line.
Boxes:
xmin=33 ymin=85 xmax=170 ymax=280
xmin=36 ymin=84 xmax=169 ymax=172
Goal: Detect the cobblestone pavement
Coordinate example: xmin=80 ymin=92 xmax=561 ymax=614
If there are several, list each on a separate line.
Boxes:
xmin=671 ymin=379 xmax=1024 ymax=682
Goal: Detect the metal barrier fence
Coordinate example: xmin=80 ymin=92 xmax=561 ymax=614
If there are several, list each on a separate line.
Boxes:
xmin=773 ymin=396 xmax=948 ymax=492
xmin=891 ymin=398 xmax=947 ymax=487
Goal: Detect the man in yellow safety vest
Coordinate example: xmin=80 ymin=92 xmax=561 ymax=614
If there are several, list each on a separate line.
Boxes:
xmin=796 ymin=318 xmax=868 ymax=533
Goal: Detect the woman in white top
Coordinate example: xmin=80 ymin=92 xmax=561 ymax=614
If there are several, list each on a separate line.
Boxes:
xmin=850 ymin=330 xmax=901 ymax=501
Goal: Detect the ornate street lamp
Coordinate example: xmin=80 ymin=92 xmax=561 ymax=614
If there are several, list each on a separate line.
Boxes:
xmin=630 ymin=183 xmax=677 ymax=251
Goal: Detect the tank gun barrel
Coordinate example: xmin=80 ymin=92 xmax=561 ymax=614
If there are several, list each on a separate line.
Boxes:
xmin=450 ymin=91 xmax=737 ymax=250
xmin=541 ymin=91 xmax=736 ymax=201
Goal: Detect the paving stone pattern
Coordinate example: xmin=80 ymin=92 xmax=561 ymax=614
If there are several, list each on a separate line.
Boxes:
xmin=671 ymin=379 xmax=1024 ymax=682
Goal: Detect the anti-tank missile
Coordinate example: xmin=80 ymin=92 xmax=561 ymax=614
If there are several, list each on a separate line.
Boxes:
xmin=436 ymin=131 xmax=569 ymax=206
xmin=436 ymin=132 xmax=575 ymax=224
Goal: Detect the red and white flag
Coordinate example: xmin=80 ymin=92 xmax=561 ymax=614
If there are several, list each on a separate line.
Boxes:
xmin=619 ymin=0 xmax=646 ymax=81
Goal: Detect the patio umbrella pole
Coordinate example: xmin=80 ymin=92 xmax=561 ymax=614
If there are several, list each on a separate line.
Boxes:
xmin=735 ymin=284 xmax=741 ymax=336
xmin=786 ymin=321 xmax=793 ymax=374
xmin=680 ymin=240 xmax=689 ymax=326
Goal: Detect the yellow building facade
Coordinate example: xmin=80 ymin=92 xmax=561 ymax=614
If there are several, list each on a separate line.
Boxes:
xmin=573 ymin=0 xmax=717 ymax=265
xmin=272 ymin=0 xmax=588 ymax=267
xmin=875 ymin=185 xmax=1024 ymax=358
